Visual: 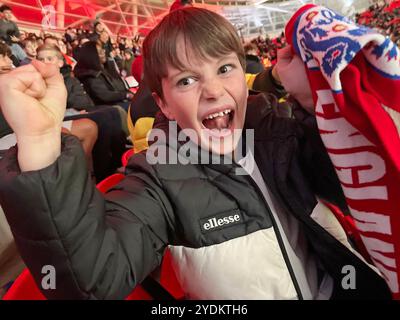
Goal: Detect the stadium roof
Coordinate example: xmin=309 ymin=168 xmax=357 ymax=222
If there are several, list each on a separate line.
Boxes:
xmin=3 ymin=0 xmax=371 ymax=38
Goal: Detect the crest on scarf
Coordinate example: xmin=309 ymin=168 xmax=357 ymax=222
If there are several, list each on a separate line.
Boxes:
xmin=294 ymin=8 xmax=400 ymax=91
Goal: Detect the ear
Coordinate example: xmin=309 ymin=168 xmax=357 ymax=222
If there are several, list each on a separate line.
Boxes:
xmin=152 ymin=92 xmax=175 ymax=120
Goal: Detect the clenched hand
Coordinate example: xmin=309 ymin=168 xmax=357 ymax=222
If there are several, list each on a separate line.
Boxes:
xmin=0 ymin=60 xmax=67 ymax=171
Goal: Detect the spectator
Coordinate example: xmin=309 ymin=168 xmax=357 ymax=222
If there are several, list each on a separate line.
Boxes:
xmin=89 ymin=21 xmax=104 ymax=43
xmin=356 ymin=1 xmax=400 ymax=44
xmin=74 ymin=41 xmax=133 ymax=111
xmin=19 ymin=38 xmax=37 ymax=66
xmin=243 ymin=42 xmax=264 ymax=74
xmin=64 ymin=27 xmax=76 ymax=44
xmin=121 ymin=49 xmax=134 ymax=77
xmin=98 ymin=30 xmax=113 ymax=58
xmin=0 ymin=5 xmax=27 ymax=63
xmin=44 ymin=35 xmax=76 ymax=68
xmin=111 ymin=47 xmax=123 ymax=72
xmin=37 ymin=44 xmax=95 ymax=112
xmin=19 ymin=30 xmax=26 ymax=42
xmin=118 ymin=36 xmax=126 ymax=51
xmin=0 ymin=43 xmax=13 ymax=145
xmin=72 ymin=36 xmax=90 ymax=60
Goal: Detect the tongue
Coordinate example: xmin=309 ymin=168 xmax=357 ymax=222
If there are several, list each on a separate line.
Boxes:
xmin=203 ymin=114 xmax=230 ymax=130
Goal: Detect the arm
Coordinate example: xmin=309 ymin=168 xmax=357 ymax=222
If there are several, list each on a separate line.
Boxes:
xmin=0 ymin=61 xmax=66 ymax=171
xmin=0 ymin=62 xmax=173 ymax=299
xmin=85 ymin=76 xmax=128 ymax=104
xmin=0 ymin=136 xmax=173 ymax=299
xmin=247 ymin=67 xmax=287 ymax=99
xmin=67 ymin=78 xmax=95 ymax=111
xmin=12 ymin=22 xmax=20 ymax=39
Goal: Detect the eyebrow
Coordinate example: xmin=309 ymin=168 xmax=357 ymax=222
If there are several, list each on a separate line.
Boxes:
xmin=167 ymin=54 xmax=238 ymax=81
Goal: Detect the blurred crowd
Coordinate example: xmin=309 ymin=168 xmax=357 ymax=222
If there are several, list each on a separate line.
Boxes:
xmin=356 ymin=0 xmax=400 ymax=46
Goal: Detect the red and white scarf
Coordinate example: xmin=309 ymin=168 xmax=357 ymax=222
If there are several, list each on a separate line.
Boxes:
xmin=286 ymin=4 xmax=400 ymax=298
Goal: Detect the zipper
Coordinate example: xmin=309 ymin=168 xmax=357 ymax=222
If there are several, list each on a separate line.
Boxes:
xmin=245 ymin=175 xmax=304 ymax=300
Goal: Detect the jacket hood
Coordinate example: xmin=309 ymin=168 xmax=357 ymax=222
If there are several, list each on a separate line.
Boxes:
xmin=74 ymin=41 xmax=103 ymax=76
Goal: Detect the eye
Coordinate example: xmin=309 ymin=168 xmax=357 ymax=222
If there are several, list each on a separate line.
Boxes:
xmin=218 ymin=64 xmax=233 ymax=74
xmin=177 ymin=77 xmax=195 ymax=87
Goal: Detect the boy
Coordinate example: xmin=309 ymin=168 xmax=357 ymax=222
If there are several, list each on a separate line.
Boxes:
xmin=0 ymin=5 xmax=27 ymax=63
xmin=0 ymin=8 xmax=391 ymax=300
xmin=20 ymin=38 xmax=37 ymax=66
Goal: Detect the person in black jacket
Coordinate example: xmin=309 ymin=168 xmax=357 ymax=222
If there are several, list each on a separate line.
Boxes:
xmin=244 ymin=42 xmax=265 ymax=74
xmin=0 ymin=5 xmax=26 ymax=62
xmin=74 ymin=41 xmax=133 ymax=111
xmin=0 ymin=8 xmax=392 ymax=300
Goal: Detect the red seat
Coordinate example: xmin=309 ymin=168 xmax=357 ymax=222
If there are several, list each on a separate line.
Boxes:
xmin=2 ymin=267 xmax=154 ymax=300
xmin=3 ymin=269 xmax=45 ymax=300
xmin=96 ymin=173 xmax=125 ymax=193
xmin=121 ymin=149 xmax=134 ymax=167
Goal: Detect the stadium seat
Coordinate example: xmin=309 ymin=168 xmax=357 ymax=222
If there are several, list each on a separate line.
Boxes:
xmin=121 ymin=149 xmax=134 ymax=167
xmin=96 ymin=173 xmax=125 ymax=193
xmin=2 ymin=268 xmax=45 ymax=300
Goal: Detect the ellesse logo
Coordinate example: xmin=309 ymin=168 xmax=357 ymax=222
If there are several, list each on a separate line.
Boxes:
xmin=200 ymin=210 xmax=243 ymax=233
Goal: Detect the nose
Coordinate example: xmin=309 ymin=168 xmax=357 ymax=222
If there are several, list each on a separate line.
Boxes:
xmin=201 ymin=76 xmax=224 ymax=101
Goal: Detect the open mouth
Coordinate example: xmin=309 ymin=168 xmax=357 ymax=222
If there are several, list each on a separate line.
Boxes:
xmin=201 ymin=108 xmax=235 ymax=132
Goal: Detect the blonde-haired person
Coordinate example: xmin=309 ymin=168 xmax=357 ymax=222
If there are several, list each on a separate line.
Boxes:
xmin=0 ymin=8 xmax=391 ymax=300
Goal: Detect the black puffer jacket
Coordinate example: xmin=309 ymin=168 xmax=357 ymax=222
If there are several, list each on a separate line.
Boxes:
xmin=61 ymin=64 xmax=96 ymax=111
xmin=0 ymin=111 xmax=12 ymax=139
xmin=245 ymin=54 xmax=265 ymax=74
xmin=74 ymin=41 xmax=128 ymax=105
xmin=0 ymin=94 xmax=391 ymax=300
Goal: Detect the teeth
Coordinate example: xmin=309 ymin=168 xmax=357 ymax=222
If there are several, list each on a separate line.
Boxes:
xmin=205 ymin=109 xmax=232 ymax=120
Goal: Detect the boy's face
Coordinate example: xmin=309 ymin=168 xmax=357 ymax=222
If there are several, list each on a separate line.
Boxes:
xmin=2 ymin=10 xmax=13 ymax=21
xmin=100 ymin=31 xmax=109 ymax=44
xmin=95 ymin=23 xmax=104 ymax=33
xmin=154 ymin=38 xmax=248 ymax=155
xmin=24 ymin=41 xmax=37 ymax=58
xmin=124 ymin=52 xmax=132 ymax=60
xmin=37 ymin=50 xmax=63 ymax=68
xmin=0 ymin=54 xmax=12 ymax=73
xmin=96 ymin=44 xmax=107 ymax=64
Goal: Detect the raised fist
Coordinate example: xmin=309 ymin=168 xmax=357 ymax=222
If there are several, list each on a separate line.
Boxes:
xmin=0 ymin=60 xmax=67 ymax=139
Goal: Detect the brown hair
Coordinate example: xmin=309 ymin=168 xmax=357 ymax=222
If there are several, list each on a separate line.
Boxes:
xmin=22 ymin=38 xmax=37 ymax=48
xmin=243 ymin=42 xmax=258 ymax=55
xmin=36 ymin=43 xmax=64 ymax=60
xmin=0 ymin=42 xmax=11 ymax=57
xmin=143 ymin=7 xmax=245 ymax=99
